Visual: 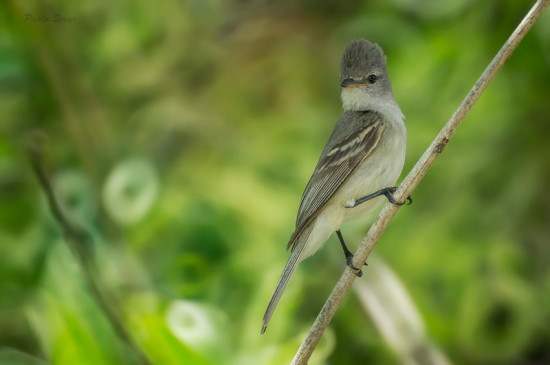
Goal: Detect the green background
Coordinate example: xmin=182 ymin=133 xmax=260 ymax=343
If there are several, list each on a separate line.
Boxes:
xmin=1 ymin=0 xmax=550 ymax=364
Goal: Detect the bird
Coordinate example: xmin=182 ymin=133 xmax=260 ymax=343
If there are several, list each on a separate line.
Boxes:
xmin=261 ymin=39 xmax=408 ymax=334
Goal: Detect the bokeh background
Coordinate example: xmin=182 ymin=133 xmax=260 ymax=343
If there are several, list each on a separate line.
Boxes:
xmin=1 ymin=0 xmax=550 ymax=364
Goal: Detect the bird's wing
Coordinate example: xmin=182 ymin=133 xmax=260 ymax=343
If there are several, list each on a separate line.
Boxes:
xmin=287 ymin=111 xmax=385 ymax=250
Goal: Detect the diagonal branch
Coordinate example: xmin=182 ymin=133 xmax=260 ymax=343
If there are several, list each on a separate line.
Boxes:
xmin=27 ymin=134 xmax=151 ymax=365
xmin=291 ymin=0 xmax=550 ymax=363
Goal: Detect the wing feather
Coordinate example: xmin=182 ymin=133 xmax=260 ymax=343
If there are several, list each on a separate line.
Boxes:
xmin=287 ymin=111 xmax=385 ymax=250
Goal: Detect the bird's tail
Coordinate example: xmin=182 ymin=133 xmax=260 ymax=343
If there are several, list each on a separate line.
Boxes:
xmin=261 ymin=224 xmax=314 ymax=334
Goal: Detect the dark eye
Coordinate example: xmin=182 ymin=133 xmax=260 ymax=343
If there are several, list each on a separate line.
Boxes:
xmin=367 ymin=74 xmax=378 ymax=84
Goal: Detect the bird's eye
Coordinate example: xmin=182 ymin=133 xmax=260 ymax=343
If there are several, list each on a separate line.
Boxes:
xmin=367 ymin=74 xmax=378 ymax=84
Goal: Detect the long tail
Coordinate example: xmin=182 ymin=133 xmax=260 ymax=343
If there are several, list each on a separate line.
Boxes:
xmin=261 ymin=224 xmax=314 ymax=334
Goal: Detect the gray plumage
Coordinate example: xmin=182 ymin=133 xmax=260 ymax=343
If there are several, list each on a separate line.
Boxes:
xmin=289 ymin=111 xmax=385 ymax=250
xmin=262 ymin=39 xmax=406 ymax=334
xmin=341 ymin=40 xmax=387 ymax=79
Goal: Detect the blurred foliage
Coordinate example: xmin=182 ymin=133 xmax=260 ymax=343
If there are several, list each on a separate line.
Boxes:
xmin=1 ymin=0 xmax=550 ymax=364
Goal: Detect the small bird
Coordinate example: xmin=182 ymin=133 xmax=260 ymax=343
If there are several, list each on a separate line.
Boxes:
xmin=261 ymin=40 xmax=408 ymax=334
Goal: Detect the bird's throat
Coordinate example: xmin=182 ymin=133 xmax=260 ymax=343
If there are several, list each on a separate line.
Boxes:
xmin=341 ymin=88 xmax=404 ymax=124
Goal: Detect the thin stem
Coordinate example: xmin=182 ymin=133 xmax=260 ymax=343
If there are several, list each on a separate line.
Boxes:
xmin=27 ymin=134 xmax=151 ymax=365
xmin=291 ymin=1 xmax=550 ymax=363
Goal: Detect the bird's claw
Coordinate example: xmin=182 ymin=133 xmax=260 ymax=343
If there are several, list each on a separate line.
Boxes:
xmin=385 ymin=187 xmax=412 ymax=206
xmin=346 ymin=255 xmax=363 ymax=277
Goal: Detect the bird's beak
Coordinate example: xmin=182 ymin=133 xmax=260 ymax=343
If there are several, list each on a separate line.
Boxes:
xmin=341 ymin=78 xmax=366 ymax=88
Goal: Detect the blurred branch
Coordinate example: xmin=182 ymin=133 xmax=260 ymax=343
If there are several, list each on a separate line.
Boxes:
xmin=27 ymin=134 xmax=151 ymax=365
xmin=354 ymin=259 xmax=451 ymax=365
xmin=291 ymin=0 xmax=550 ymax=363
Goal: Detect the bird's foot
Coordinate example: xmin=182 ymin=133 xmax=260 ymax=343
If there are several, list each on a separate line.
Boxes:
xmin=349 ymin=186 xmax=412 ymax=208
xmin=346 ymin=254 xmax=363 ymax=277
xmin=383 ymin=187 xmax=413 ymax=206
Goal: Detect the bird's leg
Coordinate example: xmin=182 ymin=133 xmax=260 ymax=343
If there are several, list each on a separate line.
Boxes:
xmin=336 ymin=230 xmax=363 ymax=277
xmin=348 ymin=186 xmax=412 ymax=208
